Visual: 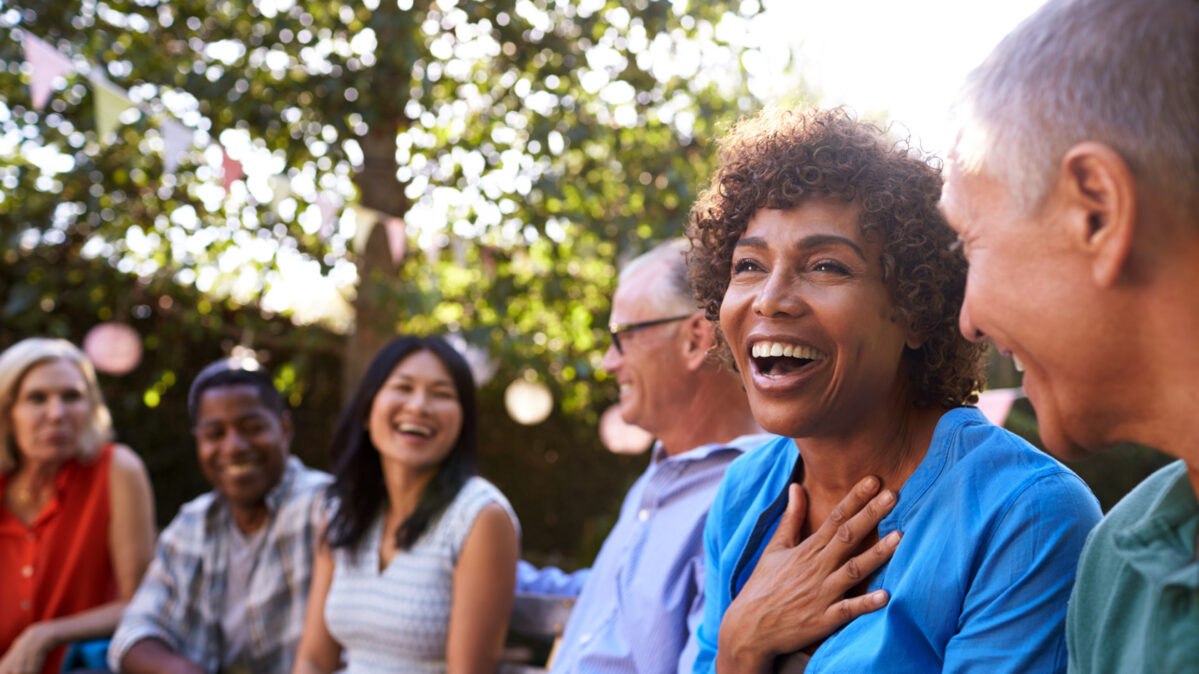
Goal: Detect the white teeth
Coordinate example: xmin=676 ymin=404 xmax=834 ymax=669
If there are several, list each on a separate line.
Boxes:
xmin=225 ymin=463 xmax=257 ymax=476
xmin=1012 ymin=354 xmax=1025 ymax=372
xmin=751 ymin=341 xmax=827 ymax=360
xmin=399 ymin=423 xmax=434 ymax=437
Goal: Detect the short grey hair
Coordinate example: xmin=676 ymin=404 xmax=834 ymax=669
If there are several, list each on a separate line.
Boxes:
xmin=618 ymin=238 xmax=696 ymax=317
xmin=0 ymin=338 xmax=114 ymax=474
xmin=954 ymin=0 xmax=1198 ymax=218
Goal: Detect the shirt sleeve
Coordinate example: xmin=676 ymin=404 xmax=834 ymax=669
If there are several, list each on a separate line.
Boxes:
xmin=515 ymin=559 xmax=590 ymax=596
xmin=692 ymin=477 xmax=732 ymax=674
xmin=107 ymin=519 xmax=191 ymax=672
xmin=676 ymin=551 xmax=707 ymax=674
xmin=942 ymin=470 xmax=1102 ymax=674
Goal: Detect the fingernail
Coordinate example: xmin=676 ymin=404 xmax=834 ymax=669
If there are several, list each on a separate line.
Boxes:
xmin=871 ymin=590 xmax=888 ymax=606
xmin=880 ymin=490 xmax=896 ymax=506
xmin=885 ymin=530 xmax=902 ymax=545
xmin=863 ymin=475 xmax=879 ymax=491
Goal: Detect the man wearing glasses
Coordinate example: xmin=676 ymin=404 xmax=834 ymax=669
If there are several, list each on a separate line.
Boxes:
xmin=517 ymin=239 xmax=767 ymax=673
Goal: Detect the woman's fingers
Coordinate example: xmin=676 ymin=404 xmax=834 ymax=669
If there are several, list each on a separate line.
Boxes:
xmin=827 ymin=588 xmax=891 ymax=626
xmin=764 ymin=483 xmax=808 ymax=553
xmin=829 ymin=529 xmax=902 ymax=593
xmin=807 ymin=474 xmax=882 ymax=548
xmin=823 ymin=487 xmax=898 ymax=558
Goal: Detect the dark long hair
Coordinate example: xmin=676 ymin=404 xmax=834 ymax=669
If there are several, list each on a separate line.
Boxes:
xmin=325 ymin=335 xmax=478 ymax=552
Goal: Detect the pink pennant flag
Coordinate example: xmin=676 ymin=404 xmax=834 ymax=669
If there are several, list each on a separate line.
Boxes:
xmin=385 ymin=217 xmax=406 ymax=265
xmin=22 ymin=33 xmax=73 ymax=110
xmin=161 ymin=120 xmax=194 ymax=174
xmin=976 ymin=387 xmax=1022 ymax=426
xmin=316 ymin=195 xmax=339 ymax=240
xmin=221 ymin=149 xmax=244 ymax=192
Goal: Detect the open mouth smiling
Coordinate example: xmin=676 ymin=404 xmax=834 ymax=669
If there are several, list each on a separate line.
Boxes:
xmin=749 ymin=340 xmax=828 ymax=379
xmin=396 ymin=422 xmax=435 ymax=439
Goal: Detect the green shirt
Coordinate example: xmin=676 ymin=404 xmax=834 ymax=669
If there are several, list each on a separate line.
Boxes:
xmin=1067 ymin=460 xmax=1199 ymax=674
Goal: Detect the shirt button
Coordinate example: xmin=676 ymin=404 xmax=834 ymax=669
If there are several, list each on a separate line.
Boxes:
xmin=580 ymin=633 xmax=592 ymax=644
xmin=19 ymin=600 xmax=31 ymax=611
xmin=21 ymin=565 xmax=33 ymax=578
xmin=638 ymin=509 xmax=649 ymax=522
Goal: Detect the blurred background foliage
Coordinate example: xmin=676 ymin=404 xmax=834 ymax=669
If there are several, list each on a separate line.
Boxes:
xmin=0 ymin=0 xmax=1169 ymax=568
xmin=0 ymin=0 xmax=762 ymax=566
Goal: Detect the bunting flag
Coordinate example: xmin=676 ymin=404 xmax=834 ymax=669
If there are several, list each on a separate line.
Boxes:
xmin=385 ymin=217 xmax=406 ymax=265
xmin=976 ymin=387 xmax=1023 ymax=426
xmin=160 ymin=120 xmax=194 ymax=174
xmin=316 ymin=194 xmax=340 ymax=241
xmin=94 ymin=81 xmax=133 ymax=142
xmin=22 ymin=33 xmax=74 ymax=110
xmin=221 ymin=149 xmax=244 ymax=192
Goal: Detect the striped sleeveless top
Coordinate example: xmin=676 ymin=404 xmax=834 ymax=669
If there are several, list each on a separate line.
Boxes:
xmin=324 ymin=476 xmax=519 ymax=672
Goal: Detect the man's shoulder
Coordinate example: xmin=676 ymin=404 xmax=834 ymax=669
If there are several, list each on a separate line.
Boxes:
xmin=286 ymin=461 xmax=332 ymax=495
xmin=1090 ymin=460 xmax=1189 ymax=543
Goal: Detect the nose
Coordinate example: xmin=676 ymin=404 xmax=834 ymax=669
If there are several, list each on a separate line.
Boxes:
xmin=958 ymin=295 xmax=986 ymax=342
xmin=751 ymin=268 xmax=806 ymax=318
xmin=402 ymin=387 xmax=432 ymax=413
xmin=45 ymin=396 xmax=66 ymax=420
xmin=600 ymin=343 xmax=620 ymax=375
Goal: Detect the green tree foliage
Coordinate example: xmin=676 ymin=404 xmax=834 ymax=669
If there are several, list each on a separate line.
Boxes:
xmin=0 ymin=0 xmax=764 ymax=562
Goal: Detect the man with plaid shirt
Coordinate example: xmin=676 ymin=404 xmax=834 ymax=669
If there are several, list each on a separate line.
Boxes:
xmin=109 ymin=361 xmax=329 ymax=674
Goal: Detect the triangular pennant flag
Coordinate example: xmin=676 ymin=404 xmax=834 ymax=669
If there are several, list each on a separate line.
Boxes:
xmin=316 ymin=194 xmax=340 ymax=241
xmin=161 ymin=120 xmax=193 ymax=174
xmin=221 ymin=149 xmax=244 ymax=192
xmin=385 ymin=217 xmax=407 ymax=265
xmin=94 ymin=82 xmax=133 ymax=143
xmin=976 ymin=387 xmax=1022 ymax=426
xmin=22 ymin=33 xmax=73 ymax=110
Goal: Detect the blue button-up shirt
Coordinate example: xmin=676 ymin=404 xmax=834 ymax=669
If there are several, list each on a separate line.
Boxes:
xmin=696 ymin=408 xmax=1102 ymax=673
xmin=518 ymin=433 xmax=772 ymax=674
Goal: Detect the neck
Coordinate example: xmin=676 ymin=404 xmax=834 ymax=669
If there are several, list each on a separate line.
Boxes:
xmin=230 ymin=502 xmax=270 ymax=534
xmin=379 ymin=458 xmax=437 ymax=524
xmin=656 ymin=372 xmax=762 ymax=457
xmin=797 ymin=401 xmax=943 ymax=529
xmin=1105 ymin=246 xmax=1199 ymax=467
xmin=12 ymin=456 xmax=64 ymax=489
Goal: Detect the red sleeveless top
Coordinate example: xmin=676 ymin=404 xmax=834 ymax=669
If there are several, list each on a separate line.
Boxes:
xmin=0 ymin=444 xmax=117 ymax=674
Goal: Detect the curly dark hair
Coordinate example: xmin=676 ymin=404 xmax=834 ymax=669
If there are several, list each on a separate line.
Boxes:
xmin=687 ymin=107 xmax=984 ymax=409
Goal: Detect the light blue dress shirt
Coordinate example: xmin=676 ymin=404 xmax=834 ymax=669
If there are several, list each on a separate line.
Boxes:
xmin=695 ymin=408 xmax=1102 ymax=673
xmin=518 ymin=433 xmax=772 ymax=674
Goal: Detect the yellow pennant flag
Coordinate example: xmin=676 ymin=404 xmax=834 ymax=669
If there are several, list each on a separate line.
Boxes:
xmin=94 ymin=82 xmax=132 ymax=143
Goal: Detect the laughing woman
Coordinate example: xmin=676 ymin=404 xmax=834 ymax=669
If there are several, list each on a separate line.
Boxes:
xmin=687 ymin=108 xmax=1102 ymax=673
xmin=293 ymin=336 xmax=519 ymax=674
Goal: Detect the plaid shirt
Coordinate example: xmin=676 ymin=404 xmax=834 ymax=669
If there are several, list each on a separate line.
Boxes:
xmin=109 ymin=457 xmax=329 ymax=674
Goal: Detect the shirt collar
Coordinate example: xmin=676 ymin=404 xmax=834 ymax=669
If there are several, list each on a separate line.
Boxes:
xmin=1114 ymin=463 xmax=1199 ymax=588
xmin=651 ymin=433 xmax=774 ymax=465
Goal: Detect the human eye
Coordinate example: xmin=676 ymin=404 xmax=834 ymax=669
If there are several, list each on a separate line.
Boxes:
xmin=731 ymin=257 xmax=763 ymax=275
xmin=25 ymin=391 xmax=47 ymax=404
xmin=811 ymin=259 xmax=850 ymax=275
xmin=61 ymin=390 xmax=84 ymax=403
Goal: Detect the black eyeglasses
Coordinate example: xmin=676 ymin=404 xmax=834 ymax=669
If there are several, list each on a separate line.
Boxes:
xmin=608 ymin=314 xmax=694 ymax=354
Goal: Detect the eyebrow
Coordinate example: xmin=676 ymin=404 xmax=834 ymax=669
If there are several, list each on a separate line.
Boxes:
xmin=393 ymin=374 xmax=457 ymax=389
xmin=734 ymin=234 xmax=867 ymax=262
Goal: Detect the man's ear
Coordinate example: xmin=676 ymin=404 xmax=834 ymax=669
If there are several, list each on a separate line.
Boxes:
xmin=279 ymin=410 xmax=294 ymax=445
xmin=681 ymin=313 xmax=714 ymax=371
xmin=1058 ymin=142 xmax=1137 ymax=288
